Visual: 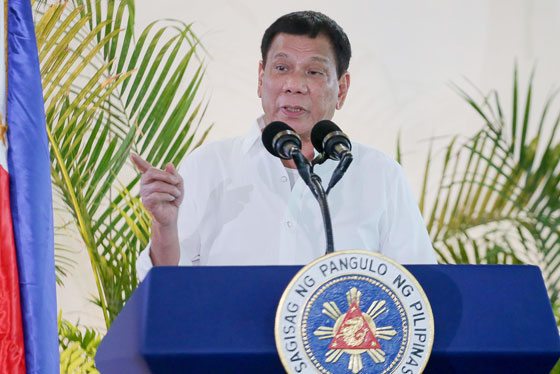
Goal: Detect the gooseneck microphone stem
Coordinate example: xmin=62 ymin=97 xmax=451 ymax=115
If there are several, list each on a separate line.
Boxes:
xmin=290 ymin=149 xmax=334 ymax=254
xmin=310 ymin=174 xmax=335 ymax=254
xmin=262 ymin=121 xmax=335 ymax=255
xmin=290 ymin=149 xmax=318 ymax=198
xmin=326 ymin=152 xmax=353 ymax=194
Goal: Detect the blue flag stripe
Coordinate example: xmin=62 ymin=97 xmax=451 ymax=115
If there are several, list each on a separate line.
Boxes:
xmin=7 ymin=0 xmax=59 ymax=373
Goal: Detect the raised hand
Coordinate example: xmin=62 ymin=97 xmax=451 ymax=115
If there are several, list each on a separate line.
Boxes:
xmin=131 ymin=153 xmax=184 ymax=227
xmin=131 ymin=153 xmax=182 ymax=266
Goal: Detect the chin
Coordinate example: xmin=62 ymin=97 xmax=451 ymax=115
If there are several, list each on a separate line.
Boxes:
xmin=291 ymin=124 xmax=313 ymax=138
xmin=279 ymin=118 xmax=312 ymax=133
xmin=265 ymin=115 xmax=312 ymax=136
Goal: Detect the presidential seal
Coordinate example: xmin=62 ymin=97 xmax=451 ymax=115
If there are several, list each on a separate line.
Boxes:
xmin=275 ymin=250 xmax=434 ymax=374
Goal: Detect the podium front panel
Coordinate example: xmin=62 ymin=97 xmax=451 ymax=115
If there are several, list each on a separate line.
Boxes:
xmin=96 ymin=265 xmax=560 ymax=373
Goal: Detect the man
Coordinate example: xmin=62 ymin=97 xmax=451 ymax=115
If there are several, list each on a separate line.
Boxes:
xmin=134 ymin=11 xmax=437 ymax=280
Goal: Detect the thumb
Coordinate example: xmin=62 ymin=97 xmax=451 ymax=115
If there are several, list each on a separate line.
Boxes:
xmin=165 ymin=162 xmax=178 ymax=176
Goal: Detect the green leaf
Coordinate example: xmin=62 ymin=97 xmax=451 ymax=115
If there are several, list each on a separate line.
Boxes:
xmin=35 ymin=0 xmax=210 ymax=329
xmin=413 ymin=65 xmax=559 ymax=308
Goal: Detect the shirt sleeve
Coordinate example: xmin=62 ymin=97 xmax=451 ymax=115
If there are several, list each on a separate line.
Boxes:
xmin=136 ymin=155 xmax=203 ymax=282
xmin=380 ymin=164 xmax=438 ymax=264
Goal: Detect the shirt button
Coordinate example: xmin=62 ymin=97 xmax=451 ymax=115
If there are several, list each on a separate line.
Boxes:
xmin=286 ymin=221 xmax=293 ymax=228
xmin=281 ymin=176 xmax=288 ymax=182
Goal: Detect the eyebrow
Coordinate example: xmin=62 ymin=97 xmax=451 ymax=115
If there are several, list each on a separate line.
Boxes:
xmin=272 ymin=52 xmax=289 ymax=60
xmin=310 ymin=56 xmax=330 ymax=64
xmin=271 ymin=53 xmax=331 ymax=64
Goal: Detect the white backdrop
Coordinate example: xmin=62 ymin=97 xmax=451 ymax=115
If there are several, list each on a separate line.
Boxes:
xmin=58 ymin=0 xmax=560 ymax=329
xmin=134 ymin=0 xmax=560 ymax=186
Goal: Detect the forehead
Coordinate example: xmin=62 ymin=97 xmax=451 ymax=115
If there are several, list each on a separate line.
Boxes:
xmin=266 ymin=33 xmax=336 ymax=64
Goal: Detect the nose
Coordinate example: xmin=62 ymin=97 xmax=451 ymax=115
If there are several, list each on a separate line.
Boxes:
xmin=282 ymin=71 xmax=308 ymax=94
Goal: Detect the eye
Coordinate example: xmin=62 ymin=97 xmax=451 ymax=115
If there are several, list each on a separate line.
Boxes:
xmin=274 ymin=65 xmax=288 ymax=72
xmin=308 ymin=69 xmax=325 ymax=76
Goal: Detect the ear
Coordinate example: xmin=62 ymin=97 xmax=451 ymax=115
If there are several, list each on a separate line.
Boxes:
xmin=257 ymin=60 xmax=264 ymax=98
xmin=336 ymin=72 xmax=350 ymax=110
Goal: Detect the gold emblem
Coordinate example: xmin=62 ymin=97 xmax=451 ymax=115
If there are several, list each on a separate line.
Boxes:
xmin=313 ymin=287 xmax=397 ymax=373
xmin=275 ymin=251 xmax=433 ymax=374
xmin=0 ymin=117 xmax=7 ymax=144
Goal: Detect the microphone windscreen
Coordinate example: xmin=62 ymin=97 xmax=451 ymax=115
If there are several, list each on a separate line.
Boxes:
xmin=311 ymin=120 xmax=341 ymax=153
xmin=262 ymin=121 xmax=294 ymax=157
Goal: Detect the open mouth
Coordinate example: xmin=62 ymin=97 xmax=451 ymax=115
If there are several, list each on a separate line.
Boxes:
xmin=282 ymin=105 xmax=306 ymax=114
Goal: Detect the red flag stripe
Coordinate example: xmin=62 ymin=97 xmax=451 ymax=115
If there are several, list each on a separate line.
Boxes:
xmin=0 ymin=166 xmax=26 ymax=374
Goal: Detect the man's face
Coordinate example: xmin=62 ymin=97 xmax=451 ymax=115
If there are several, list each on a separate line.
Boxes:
xmin=258 ymin=33 xmax=350 ymax=139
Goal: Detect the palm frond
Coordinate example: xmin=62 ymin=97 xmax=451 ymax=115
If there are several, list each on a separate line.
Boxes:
xmin=58 ymin=313 xmax=101 ymax=374
xmin=417 ymin=67 xmax=560 ymax=307
xmin=36 ymin=0 xmax=210 ymax=327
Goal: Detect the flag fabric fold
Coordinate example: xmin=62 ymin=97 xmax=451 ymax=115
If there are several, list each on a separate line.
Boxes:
xmin=0 ymin=0 xmax=60 ymax=373
xmin=0 ymin=165 xmax=26 ymax=373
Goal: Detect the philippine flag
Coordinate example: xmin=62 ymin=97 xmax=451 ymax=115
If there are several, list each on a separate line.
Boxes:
xmin=0 ymin=1 xmax=59 ymax=373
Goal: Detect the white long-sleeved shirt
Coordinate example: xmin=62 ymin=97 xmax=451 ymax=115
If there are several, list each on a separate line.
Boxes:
xmin=137 ymin=118 xmax=437 ymax=280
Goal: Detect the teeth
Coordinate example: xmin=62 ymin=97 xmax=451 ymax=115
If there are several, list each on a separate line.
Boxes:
xmin=285 ymin=106 xmax=303 ymax=112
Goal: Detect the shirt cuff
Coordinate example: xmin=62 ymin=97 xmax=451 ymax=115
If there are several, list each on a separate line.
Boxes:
xmin=136 ymin=241 xmax=194 ymax=282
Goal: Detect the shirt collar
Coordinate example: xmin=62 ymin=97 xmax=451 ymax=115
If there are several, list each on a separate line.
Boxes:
xmin=241 ymin=115 xmax=266 ymax=154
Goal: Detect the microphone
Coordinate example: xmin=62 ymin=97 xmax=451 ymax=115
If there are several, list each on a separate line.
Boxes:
xmin=262 ymin=121 xmax=319 ymax=197
xmin=262 ymin=121 xmax=335 ymax=254
xmin=311 ymin=120 xmax=352 ymax=161
xmin=311 ymin=120 xmax=353 ymax=194
xmin=262 ymin=121 xmax=302 ymax=159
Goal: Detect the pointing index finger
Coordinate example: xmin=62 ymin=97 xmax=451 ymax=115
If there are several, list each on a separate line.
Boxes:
xmin=130 ymin=153 xmax=152 ymax=174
